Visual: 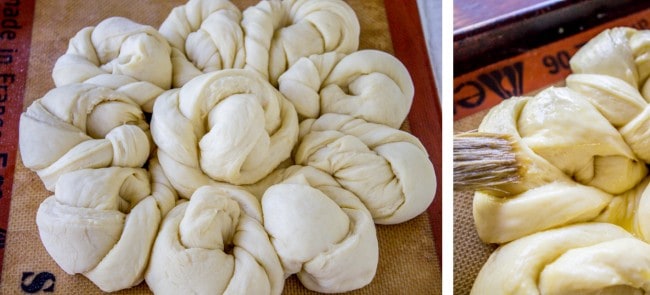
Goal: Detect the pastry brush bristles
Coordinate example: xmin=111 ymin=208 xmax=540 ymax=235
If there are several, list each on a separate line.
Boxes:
xmin=453 ymin=132 xmax=525 ymax=191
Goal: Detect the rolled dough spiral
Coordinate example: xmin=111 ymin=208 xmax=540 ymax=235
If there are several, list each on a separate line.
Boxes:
xmin=52 ymin=17 xmax=173 ymax=112
xmin=278 ymin=50 xmax=414 ymax=128
xmin=260 ymin=165 xmax=378 ymax=293
xmin=145 ymin=184 xmax=284 ymax=295
xmin=241 ymin=0 xmax=359 ymax=85
xmin=19 ymin=83 xmax=151 ymax=191
xmin=294 ymin=113 xmax=435 ymax=224
xmin=36 ymin=164 xmax=175 ymax=292
xmin=151 ymin=69 xmax=298 ymax=197
xmin=160 ymin=0 xmax=246 ymax=87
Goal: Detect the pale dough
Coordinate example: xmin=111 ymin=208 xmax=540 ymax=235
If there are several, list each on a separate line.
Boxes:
xmin=241 ymin=0 xmax=359 ymax=85
xmin=260 ymin=165 xmax=378 ymax=293
xmin=145 ymin=184 xmax=284 ymax=295
xmin=19 ymin=84 xmax=151 ymax=191
xmin=595 ymin=177 xmax=650 ymax=243
xmin=51 ymin=17 xmax=173 ymax=112
xmin=475 ymin=96 xmax=571 ymax=196
xmin=160 ymin=0 xmax=245 ymax=87
xmin=566 ymin=73 xmax=650 ymax=162
xmin=565 ymin=28 xmax=650 ymax=163
xmin=472 ymin=223 xmax=650 ymax=294
xmin=480 ymin=86 xmax=647 ymax=196
xmin=36 ymin=163 xmax=175 ymax=292
xmin=294 ymin=113 xmax=435 ymax=224
xmin=474 ymin=87 xmax=648 ymax=243
xmin=570 ymin=27 xmax=638 ymax=88
xmin=151 ymin=69 xmax=298 ymax=197
xmin=474 ymin=182 xmax=613 ymax=244
xmin=278 ymin=50 xmax=414 ymax=128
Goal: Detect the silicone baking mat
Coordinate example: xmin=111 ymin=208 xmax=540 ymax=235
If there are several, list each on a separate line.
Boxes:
xmin=0 ymin=0 xmax=442 ymax=294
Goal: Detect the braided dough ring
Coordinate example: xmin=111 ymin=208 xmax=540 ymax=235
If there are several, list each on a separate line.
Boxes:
xmin=278 ymin=50 xmax=414 ymax=128
xmin=260 ymin=165 xmax=378 ymax=293
xmin=19 ymin=83 xmax=151 ymax=191
xmin=241 ymin=0 xmax=359 ymax=84
xmin=36 ymin=164 xmax=175 ymax=292
xmin=295 ymin=113 xmax=435 ymax=224
xmin=145 ymin=184 xmax=284 ymax=295
xmin=52 ymin=17 xmax=172 ymax=111
xmin=160 ymin=0 xmax=245 ymax=87
xmin=151 ymin=69 xmax=298 ymax=197
xmin=472 ymin=223 xmax=650 ymax=294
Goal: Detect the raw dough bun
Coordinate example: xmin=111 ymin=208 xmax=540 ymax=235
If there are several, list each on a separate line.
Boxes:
xmin=278 ymin=50 xmax=414 ymax=128
xmin=472 ymin=223 xmax=650 ymax=294
xmin=36 ymin=164 xmax=175 ymax=292
xmin=145 ymin=184 xmax=284 ymax=295
xmin=52 ymin=17 xmax=173 ymax=112
xmin=294 ymin=113 xmax=435 ymax=224
xmin=19 ymin=83 xmax=151 ymax=191
xmin=241 ymin=0 xmax=359 ymax=84
xmin=151 ymin=69 xmax=298 ymax=197
xmin=160 ymin=0 xmax=245 ymax=87
xmin=260 ymin=165 xmax=378 ymax=293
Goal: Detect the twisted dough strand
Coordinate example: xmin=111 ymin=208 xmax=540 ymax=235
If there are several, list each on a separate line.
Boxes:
xmin=295 ymin=113 xmax=435 ymax=224
xmin=472 ymin=223 xmax=650 ymax=294
xmin=36 ymin=165 xmax=175 ymax=292
xmin=52 ymin=17 xmax=173 ymax=111
xmin=151 ymin=69 xmax=298 ymax=197
xmin=19 ymin=84 xmax=151 ymax=191
xmin=145 ymin=184 xmax=284 ymax=295
xmin=260 ymin=165 xmax=378 ymax=293
xmin=160 ymin=0 xmax=246 ymax=87
xmin=278 ymin=50 xmax=414 ymax=128
xmin=242 ymin=0 xmax=359 ymax=85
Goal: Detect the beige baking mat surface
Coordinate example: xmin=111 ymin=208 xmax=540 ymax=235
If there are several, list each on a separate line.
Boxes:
xmin=1 ymin=0 xmax=440 ymax=294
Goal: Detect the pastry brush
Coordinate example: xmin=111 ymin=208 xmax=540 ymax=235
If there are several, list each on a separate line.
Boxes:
xmin=453 ymin=132 xmax=526 ymax=192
